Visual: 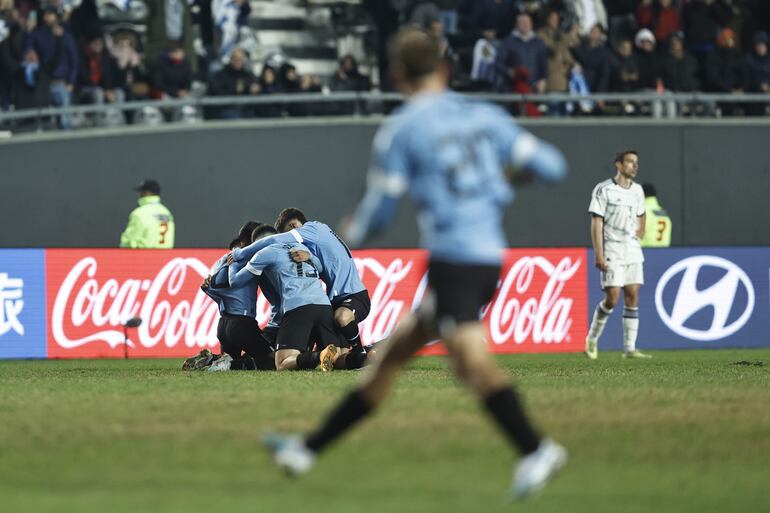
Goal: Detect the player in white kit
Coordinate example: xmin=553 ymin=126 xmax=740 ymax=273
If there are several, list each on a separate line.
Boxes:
xmin=585 ymin=150 xmax=652 ymax=359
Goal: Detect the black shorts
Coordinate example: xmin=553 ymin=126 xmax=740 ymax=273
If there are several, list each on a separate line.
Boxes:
xmin=275 ymin=304 xmax=346 ymax=352
xmin=217 ymin=315 xmax=273 ymax=358
xmin=261 ymin=325 xmax=279 ymax=348
xmin=423 ymin=260 xmax=501 ymax=330
xmin=331 ymin=289 xmax=371 ymax=324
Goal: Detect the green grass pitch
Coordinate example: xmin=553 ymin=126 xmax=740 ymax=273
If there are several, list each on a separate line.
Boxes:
xmin=1 ymin=349 xmax=769 ymax=513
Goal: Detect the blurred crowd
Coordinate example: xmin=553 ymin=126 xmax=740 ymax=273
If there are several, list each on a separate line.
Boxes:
xmin=1 ymin=0 xmax=769 ymax=127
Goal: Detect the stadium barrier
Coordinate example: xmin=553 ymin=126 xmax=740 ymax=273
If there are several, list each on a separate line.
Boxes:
xmin=1 ymin=91 xmax=769 ymax=133
xmin=0 ymin=247 xmax=767 ymax=359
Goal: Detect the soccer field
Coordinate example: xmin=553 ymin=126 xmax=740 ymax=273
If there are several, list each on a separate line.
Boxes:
xmin=1 ymin=350 xmax=768 ymax=513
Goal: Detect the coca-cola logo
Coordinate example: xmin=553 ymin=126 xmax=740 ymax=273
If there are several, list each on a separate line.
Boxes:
xmin=487 ymin=256 xmax=580 ymax=345
xmin=51 ymin=256 xmax=220 ymax=353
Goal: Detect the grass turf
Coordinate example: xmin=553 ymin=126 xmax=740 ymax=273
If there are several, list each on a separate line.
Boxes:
xmin=0 ymin=349 xmax=768 ymax=513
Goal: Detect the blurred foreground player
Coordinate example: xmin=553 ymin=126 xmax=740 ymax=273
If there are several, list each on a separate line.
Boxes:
xmin=585 ymin=150 xmax=652 ymax=359
xmin=264 ymin=27 xmax=569 ymax=500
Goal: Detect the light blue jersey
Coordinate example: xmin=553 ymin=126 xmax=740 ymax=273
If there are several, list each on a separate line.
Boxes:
xmin=204 ymin=253 xmax=258 ymax=318
xmin=229 ymin=243 xmax=329 ymax=315
xmin=232 ymin=221 xmax=365 ymax=301
xmin=346 ymin=91 xmax=567 ymax=265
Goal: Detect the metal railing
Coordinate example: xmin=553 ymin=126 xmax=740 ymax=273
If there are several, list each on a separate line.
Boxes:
xmin=1 ymin=91 xmax=768 ymax=133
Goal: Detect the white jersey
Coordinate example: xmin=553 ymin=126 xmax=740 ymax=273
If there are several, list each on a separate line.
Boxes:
xmin=588 ymin=178 xmax=645 ymax=264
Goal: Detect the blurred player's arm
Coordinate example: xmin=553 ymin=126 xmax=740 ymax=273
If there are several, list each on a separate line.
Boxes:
xmin=590 ymin=215 xmax=608 ymax=272
xmin=344 ymin=125 xmax=408 ymax=247
xmin=637 ymin=214 xmax=646 ymax=240
xmin=119 ymin=211 xmax=144 ymax=248
xmin=503 ymin=129 xmax=567 ymax=185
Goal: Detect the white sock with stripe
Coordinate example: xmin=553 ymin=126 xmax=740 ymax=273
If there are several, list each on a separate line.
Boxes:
xmin=623 ymin=307 xmax=639 ymax=353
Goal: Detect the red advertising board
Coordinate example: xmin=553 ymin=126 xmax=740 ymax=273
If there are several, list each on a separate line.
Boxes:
xmin=45 ymin=248 xmax=588 ymax=358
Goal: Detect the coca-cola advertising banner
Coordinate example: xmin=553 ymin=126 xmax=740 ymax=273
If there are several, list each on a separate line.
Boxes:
xmin=1 ymin=248 xmax=589 ymax=359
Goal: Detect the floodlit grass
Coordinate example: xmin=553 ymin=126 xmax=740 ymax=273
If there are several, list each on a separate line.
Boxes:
xmin=1 ymin=350 xmax=769 ymax=513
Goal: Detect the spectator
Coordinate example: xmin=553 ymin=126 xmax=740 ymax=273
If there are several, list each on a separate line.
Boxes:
xmin=660 ymin=31 xmax=700 ymax=92
xmin=329 ymin=54 xmax=371 ymax=92
xmin=152 ymin=45 xmax=192 ymax=99
xmin=277 ymin=62 xmax=301 ymax=93
xmin=496 ymin=12 xmax=547 ymax=93
xmin=258 ymin=64 xmax=278 ymax=94
xmin=537 ymin=9 xmax=578 ymax=94
xmin=634 ymin=28 xmax=661 ymax=90
xmin=746 ymin=31 xmax=770 ymax=115
xmin=77 ymin=34 xmax=124 ymax=104
xmin=706 ymin=28 xmax=749 ymax=114
xmin=563 ymin=0 xmax=608 ymax=36
xmin=24 ymin=5 xmax=78 ymax=128
xmin=111 ymin=31 xmax=148 ymax=101
xmin=636 ymin=0 xmax=681 ymax=45
xmin=208 ymin=47 xmax=258 ymax=119
xmin=611 ymin=38 xmax=639 ymax=92
xmin=705 ymin=28 xmax=747 ymax=95
xmin=574 ymin=23 xmax=613 ymax=100
xmin=746 ymin=31 xmax=769 ymax=93
xmin=254 ymin=64 xmax=280 ymax=117
xmin=146 ymin=0 xmax=196 ymax=75
xmin=470 ymin=26 xmax=501 ymax=91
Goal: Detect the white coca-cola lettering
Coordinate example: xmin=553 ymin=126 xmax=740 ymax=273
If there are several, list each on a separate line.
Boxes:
xmin=488 ymin=257 xmax=580 ymax=345
xmin=356 ymin=257 xmax=419 ymax=343
xmin=53 ymin=257 xmax=220 ymax=350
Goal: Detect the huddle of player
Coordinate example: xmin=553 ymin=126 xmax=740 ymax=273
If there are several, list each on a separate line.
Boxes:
xmin=184 ymin=208 xmax=375 ymax=372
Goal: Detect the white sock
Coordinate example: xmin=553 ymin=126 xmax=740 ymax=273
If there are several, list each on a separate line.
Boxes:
xmin=588 ymin=301 xmax=613 ymax=342
xmin=623 ymin=307 xmax=639 ymax=352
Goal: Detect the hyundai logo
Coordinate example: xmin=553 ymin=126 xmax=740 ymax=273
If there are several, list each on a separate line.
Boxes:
xmin=655 ymin=256 xmax=754 ymax=341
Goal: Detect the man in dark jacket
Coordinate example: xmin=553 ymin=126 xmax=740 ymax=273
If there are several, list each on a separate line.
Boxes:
xmin=660 ymin=31 xmax=699 ymax=92
xmin=152 ymin=45 xmax=192 ymax=99
xmin=24 ymin=5 xmax=78 ymax=128
xmin=705 ymin=28 xmax=748 ymax=115
xmin=495 ymin=12 xmax=547 ymax=93
xmin=746 ymin=31 xmax=770 ymax=93
xmin=574 ymin=23 xmax=613 ymax=96
xmin=208 ymin=47 xmax=259 ymax=118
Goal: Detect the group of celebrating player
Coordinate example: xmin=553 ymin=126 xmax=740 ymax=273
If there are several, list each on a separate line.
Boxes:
xmin=183 ymin=208 xmax=376 ymax=373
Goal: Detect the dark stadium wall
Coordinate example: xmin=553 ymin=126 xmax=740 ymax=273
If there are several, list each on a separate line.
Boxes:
xmin=1 ymin=119 xmax=768 ymax=248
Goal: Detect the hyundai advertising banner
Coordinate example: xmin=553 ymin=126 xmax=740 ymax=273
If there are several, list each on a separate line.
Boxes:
xmin=588 ymin=248 xmax=770 ymax=350
xmin=0 ymin=247 xmax=766 ymax=359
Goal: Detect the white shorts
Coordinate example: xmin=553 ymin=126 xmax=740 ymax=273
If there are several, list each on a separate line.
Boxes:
xmin=600 ymin=262 xmax=644 ymax=289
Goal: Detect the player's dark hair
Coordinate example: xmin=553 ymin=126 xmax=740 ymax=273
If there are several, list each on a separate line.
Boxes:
xmin=389 ymin=27 xmax=441 ymax=83
xmin=642 ymin=182 xmax=657 ymax=197
xmin=251 ymin=224 xmax=278 ymax=242
xmin=228 ymin=237 xmax=241 ymax=249
xmin=615 ymin=149 xmax=639 ymax=163
xmin=238 ymin=221 xmax=261 ymax=244
xmin=274 ymin=208 xmax=307 ymax=232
